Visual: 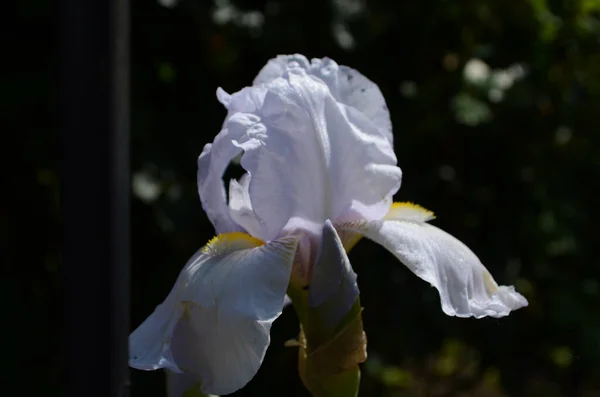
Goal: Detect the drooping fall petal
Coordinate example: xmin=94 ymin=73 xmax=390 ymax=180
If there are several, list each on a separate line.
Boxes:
xmin=338 ymin=203 xmax=528 ymax=318
xmin=129 ymin=233 xmax=299 ymax=395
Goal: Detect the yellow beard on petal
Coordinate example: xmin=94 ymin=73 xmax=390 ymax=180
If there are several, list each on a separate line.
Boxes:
xmin=338 ymin=229 xmax=363 ymax=253
xmin=339 ymin=202 xmax=436 ymax=253
xmin=202 ymin=232 xmax=265 ymax=256
xmin=384 ymin=202 xmax=436 ymax=221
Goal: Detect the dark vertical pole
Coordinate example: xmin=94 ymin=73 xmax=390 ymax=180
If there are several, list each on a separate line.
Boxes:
xmin=60 ymin=0 xmax=130 ymax=395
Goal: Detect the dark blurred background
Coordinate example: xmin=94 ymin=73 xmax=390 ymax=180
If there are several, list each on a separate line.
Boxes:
xmin=9 ymin=0 xmax=600 ymax=396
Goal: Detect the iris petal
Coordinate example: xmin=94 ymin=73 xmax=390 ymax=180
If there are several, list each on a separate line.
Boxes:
xmin=253 ymin=54 xmax=393 ymax=141
xmin=197 ymin=87 xmax=268 ymax=235
xmin=200 ymin=55 xmax=401 ymax=241
xmin=228 ymin=174 xmax=262 ymax=238
xmin=308 ymin=220 xmax=359 ymax=333
xmin=339 ymin=205 xmax=528 ymax=318
xmin=129 ymin=233 xmax=299 ymax=395
xmin=227 ymin=71 xmax=401 ymax=241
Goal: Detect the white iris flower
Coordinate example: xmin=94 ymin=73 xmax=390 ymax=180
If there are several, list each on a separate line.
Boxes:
xmin=129 ymin=54 xmax=528 ymax=396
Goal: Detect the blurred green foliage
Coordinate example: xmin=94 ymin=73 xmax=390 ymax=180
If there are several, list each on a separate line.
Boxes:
xmin=10 ymin=0 xmax=600 ymax=396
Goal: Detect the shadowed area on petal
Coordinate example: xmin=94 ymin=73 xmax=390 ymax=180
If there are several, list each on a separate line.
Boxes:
xmin=308 ymin=220 xmax=359 ymax=335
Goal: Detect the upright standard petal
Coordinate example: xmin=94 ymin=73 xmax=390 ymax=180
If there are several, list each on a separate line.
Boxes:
xmin=197 ymin=138 xmax=243 ymax=235
xmin=129 ymin=233 xmax=299 ymax=395
xmin=197 ymin=86 xmax=268 ymax=235
xmin=253 ymin=54 xmax=393 ymax=142
xmin=226 ymin=70 xmax=401 ymax=241
xmin=338 ymin=203 xmax=528 ymax=318
xmin=200 ymin=55 xmax=401 ymax=240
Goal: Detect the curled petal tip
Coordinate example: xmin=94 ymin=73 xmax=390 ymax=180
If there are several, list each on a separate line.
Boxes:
xmin=216 ymin=87 xmax=231 ymax=107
